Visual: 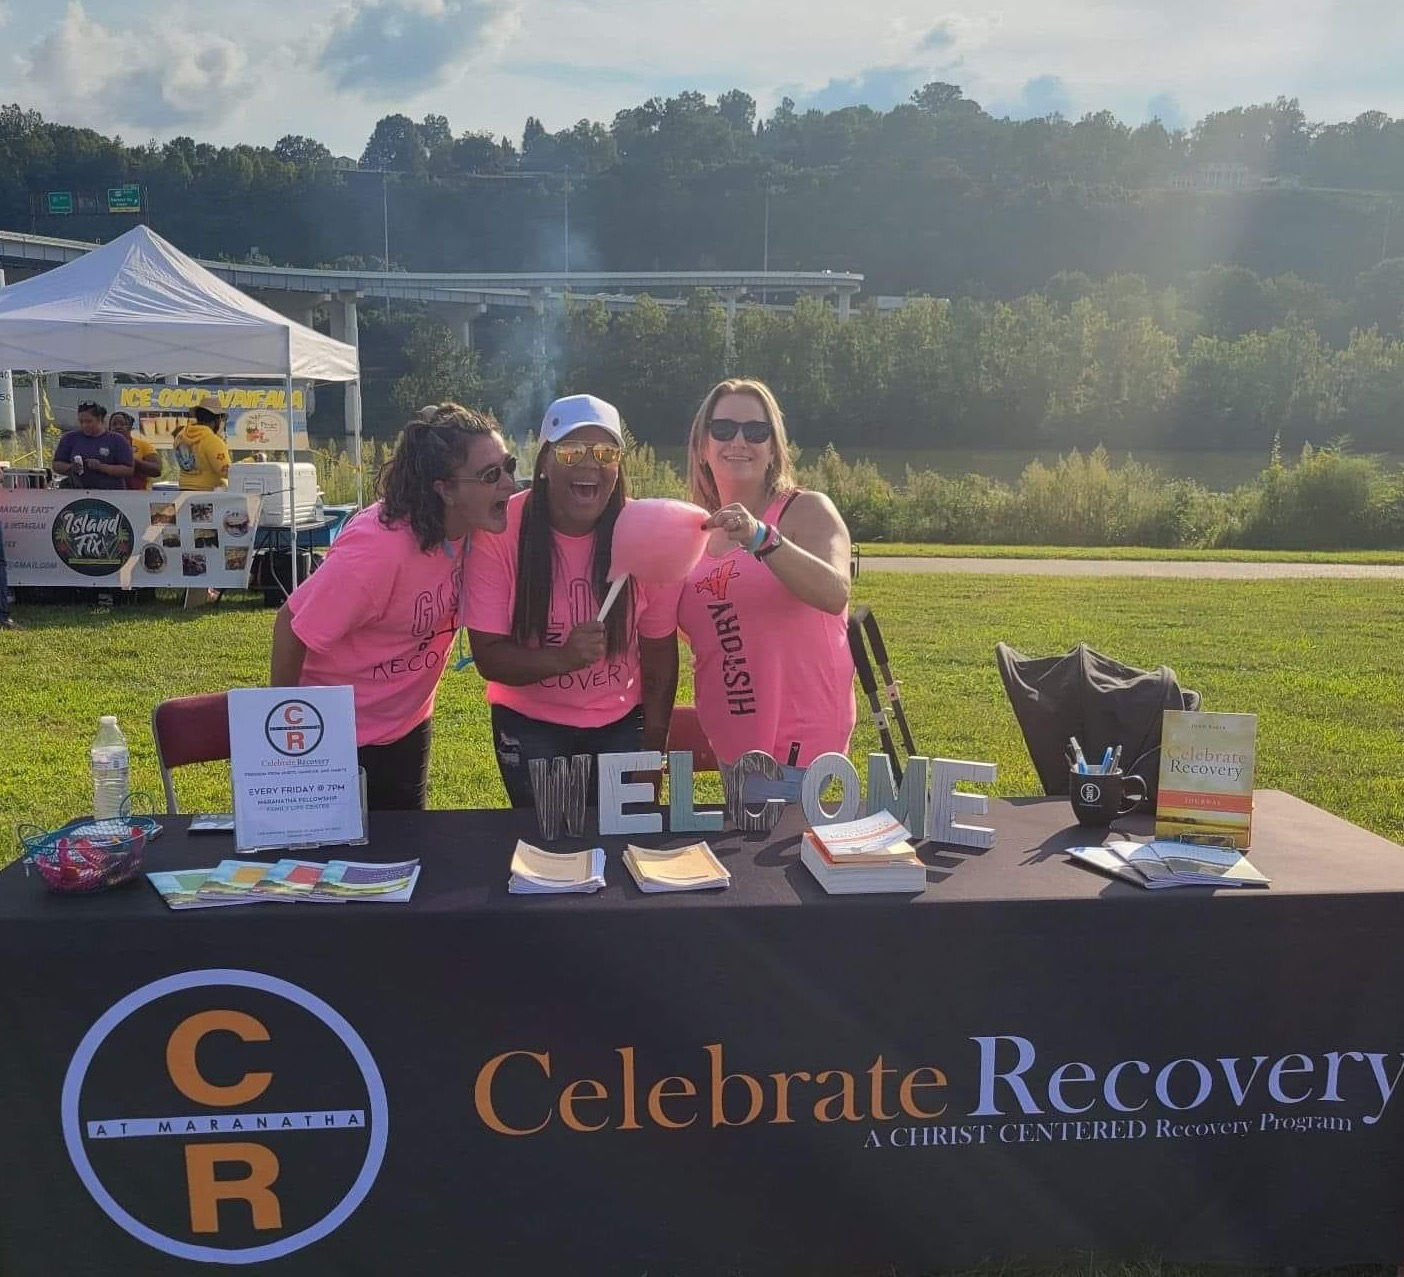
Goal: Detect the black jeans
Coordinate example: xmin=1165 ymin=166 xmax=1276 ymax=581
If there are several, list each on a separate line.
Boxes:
xmin=490 ymin=703 xmax=645 ymax=809
xmin=357 ymin=718 xmax=433 ymax=811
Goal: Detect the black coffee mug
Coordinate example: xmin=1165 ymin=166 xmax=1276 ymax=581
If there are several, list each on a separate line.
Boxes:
xmin=1069 ymin=769 xmax=1148 ymax=827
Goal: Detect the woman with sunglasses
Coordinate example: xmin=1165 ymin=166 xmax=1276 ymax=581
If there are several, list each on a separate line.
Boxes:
xmin=677 ymin=378 xmax=855 ymax=777
xmin=466 ymin=394 xmax=681 ymax=807
xmin=270 ymin=403 xmax=518 ymax=810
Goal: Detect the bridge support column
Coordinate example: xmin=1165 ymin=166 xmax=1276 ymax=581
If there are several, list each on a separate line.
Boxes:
xmin=330 ymin=291 xmax=362 ymax=456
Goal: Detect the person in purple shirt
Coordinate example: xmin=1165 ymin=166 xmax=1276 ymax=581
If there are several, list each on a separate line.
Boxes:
xmin=51 ymin=401 xmax=134 ymax=490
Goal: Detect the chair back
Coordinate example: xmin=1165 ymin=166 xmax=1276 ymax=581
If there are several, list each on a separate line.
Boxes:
xmin=666 ymin=705 xmax=718 ymax=773
xmin=151 ymin=693 xmax=231 ymax=814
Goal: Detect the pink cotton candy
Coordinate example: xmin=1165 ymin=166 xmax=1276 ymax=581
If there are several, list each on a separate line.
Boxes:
xmin=609 ymin=498 xmax=710 ymax=584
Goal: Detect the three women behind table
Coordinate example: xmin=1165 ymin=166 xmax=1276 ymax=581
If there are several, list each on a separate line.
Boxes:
xmin=676 ymin=378 xmax=855 ymax=782
xmin=270 ymin=404 xmax=518 ymax=810
xmin=466 ymin=394 xmax=680 ymax=807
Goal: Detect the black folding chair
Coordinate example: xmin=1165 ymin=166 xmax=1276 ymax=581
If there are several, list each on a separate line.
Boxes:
xmin=847 ymin=605 xmax=917 ymax=781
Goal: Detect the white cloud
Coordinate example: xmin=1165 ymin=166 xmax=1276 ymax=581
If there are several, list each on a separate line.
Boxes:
xmin=12 ymin=2 xmax=265 ymax=131
xmin=317 ymin=0 xmax=520 ymax=96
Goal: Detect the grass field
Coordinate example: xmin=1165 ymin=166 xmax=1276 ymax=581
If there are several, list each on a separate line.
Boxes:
xmin=4 ymin=573 xmax=1403 ymax=858
xmin=857 ymin=543 xmax=1404 ymax=563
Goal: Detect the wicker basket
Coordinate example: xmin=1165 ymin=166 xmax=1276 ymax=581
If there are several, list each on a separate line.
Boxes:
xmin=17 ymin=808 xmax=162 ymax=894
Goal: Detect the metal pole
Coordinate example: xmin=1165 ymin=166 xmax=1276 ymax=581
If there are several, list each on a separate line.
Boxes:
xmin=762 ymin=188 xmax=770 ymax=304
xmin=0 ymin=271 xmax=13 ymax=438
xmin=286 ymin=368 xmax=299 ymax=593
xmin=563 ymin=170 xmax=570 ymax=273
xmin=381 ymin=169 xmax=390 ymax=271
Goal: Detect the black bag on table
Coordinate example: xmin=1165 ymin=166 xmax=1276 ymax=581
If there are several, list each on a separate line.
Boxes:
xmin=995 ymin=642 xmax=1201 ymax=803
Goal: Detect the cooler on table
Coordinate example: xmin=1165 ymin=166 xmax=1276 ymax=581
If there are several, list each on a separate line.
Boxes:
xmin=231 ymin=462 xmax=320 ymax=527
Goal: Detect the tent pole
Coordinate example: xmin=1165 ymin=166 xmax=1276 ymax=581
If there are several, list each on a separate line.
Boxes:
xmin=286 ymin=369 xmax=299 ymax=593
xmin=351 ymin=376 xmax=364 ymax=509
xmin=33 ymin=370 xmax=44 ymax=469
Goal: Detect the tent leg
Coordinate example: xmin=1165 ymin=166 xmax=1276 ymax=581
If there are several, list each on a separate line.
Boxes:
xmin=286 ymin=372 xmax=298 ymax=593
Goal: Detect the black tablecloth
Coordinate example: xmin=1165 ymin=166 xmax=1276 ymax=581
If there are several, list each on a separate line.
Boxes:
xmin=2 ymin=791 xmax=1403 ymax=1274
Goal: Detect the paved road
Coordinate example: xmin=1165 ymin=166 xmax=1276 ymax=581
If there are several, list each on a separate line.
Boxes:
xmin=860 ymin=556 xmax=1404 ymax=579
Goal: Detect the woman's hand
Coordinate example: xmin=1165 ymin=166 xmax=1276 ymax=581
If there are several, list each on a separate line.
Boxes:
xmin=703 ymin=503 xmax=762 ymax=549
xmin=560 ymin=620 xmax=607 ymax=670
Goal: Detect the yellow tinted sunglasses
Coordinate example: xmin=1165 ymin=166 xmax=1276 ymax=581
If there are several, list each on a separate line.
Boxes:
xmin=552 ymin=441 xmax=622 ymax=466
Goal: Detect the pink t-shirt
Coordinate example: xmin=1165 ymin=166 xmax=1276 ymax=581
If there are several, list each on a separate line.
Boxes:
xmin=288 ymin=503 xmax=464 ymax=746
xmin=676 ymin=492 xmax=856 ymax=767
xmin=465 ymin=490 xmax=682 ymax=728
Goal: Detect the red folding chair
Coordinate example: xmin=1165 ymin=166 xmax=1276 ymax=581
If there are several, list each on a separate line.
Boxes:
xmin=666 ymin=704 xmax=718 ymax=773
xmin=151 ymin=693 xmax=231 ymax=814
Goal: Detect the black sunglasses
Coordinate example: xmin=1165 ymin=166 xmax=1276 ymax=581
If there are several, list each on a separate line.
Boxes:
xmin=471 ymin=454 xmax=518 ymax=485
xmin=707 ymin=418 xmax=773 ymax=444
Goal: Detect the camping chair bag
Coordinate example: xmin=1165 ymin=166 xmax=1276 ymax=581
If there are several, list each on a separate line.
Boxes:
xmin=995 ymin=642 xmax=1201 ymax=802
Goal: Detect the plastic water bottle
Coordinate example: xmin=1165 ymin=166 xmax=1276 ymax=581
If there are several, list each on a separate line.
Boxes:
xmin=91 ymin=716 xmax=130 ymax=820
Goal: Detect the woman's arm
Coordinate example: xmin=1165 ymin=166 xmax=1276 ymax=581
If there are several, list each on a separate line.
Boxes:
xmin=269 ymin=604 xmax=307 ymax=685
xmin=765 ymin=491 xmax=852 ymax=614
xmin=134 ymin=451 xmax=163 ymax=479
xmin=638 ymin=632 xmax=680 ymax=754
xmin=704 ymin=492 xmax=851 ymax=615
xmin=468 ymin=623 xmax=607 ymax=686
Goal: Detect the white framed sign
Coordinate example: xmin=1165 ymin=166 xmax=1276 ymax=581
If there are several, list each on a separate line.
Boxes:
xmin=229 ymin=686 xmax=364 ymax=852
xmin=0 ymin=488 xmax=260 ymax=589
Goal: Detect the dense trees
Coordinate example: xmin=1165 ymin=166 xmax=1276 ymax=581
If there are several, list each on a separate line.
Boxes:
xmin=5 ymin=87 xmax=1404 ymax=454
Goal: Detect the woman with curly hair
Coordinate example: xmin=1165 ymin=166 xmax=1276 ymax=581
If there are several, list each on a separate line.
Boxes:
xmin=270 ymin=403 xmax=518 ymax=810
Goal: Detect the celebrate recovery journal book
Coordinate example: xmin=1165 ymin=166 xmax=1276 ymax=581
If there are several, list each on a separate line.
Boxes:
xmin=1155 ymin=710 xmax=1257 ymax=848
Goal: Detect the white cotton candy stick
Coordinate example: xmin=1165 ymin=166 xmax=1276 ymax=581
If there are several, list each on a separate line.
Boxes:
xmin=597 ymin=575 xmax=628 ymax=622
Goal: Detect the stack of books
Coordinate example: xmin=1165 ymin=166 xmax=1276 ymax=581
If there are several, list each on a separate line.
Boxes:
xmin=623 ymin=842 xmax=730 ymax=893
xmin=508 ymin=841 xmax=607 ymax=894
xmin=1068 ymin=839 xmax=1269 ymax=889
xmin=800 ymin=811 xmax=927 ymax=894
xmin=146 ymin=858 xmax=421 ymax=909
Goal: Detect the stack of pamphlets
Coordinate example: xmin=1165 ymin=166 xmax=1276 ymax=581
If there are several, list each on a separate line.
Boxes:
xmin=800 ymin=810 xmax=927 ymax=894
xmin=1068 ymin=839 xmax=1269 ymax=889
xmin=146 ymin=857 xmax=420 ymax=909
xmin=623 ymin=842 xmax=730 ymax=893
xmin=508 ymin=841 xmax=607 ymax=894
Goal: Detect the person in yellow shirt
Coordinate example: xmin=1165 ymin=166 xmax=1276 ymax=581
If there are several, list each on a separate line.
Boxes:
xmin=172 ymin=394 xmax=231 ymax=490
xmin=109 ymin=412 xmax=162 ymax=490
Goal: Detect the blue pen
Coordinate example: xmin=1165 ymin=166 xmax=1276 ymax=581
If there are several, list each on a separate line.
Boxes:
xmin=1099 ymin=746 xmax=1114 ymax=774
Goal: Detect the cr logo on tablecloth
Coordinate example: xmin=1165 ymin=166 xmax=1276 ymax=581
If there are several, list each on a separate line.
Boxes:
xmin=61 ymin=969 xmax=387 ymax=1264
xmin=264 ymin=699 xmax=326 ymax=756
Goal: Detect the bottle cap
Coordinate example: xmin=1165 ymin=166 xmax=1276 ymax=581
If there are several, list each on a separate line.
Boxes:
xmin=99 ymin=715 xmax=117 ymax=726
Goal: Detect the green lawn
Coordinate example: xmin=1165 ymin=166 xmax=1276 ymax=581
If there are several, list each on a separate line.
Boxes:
xmin=5 ymin=573 xmax=1403 ymax=858
xmin=857 ymin=542 xmax=1404 ymax=563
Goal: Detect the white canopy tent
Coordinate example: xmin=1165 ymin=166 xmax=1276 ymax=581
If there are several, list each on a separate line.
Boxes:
xmin=0 ymin=223 xmax=362 ymax=590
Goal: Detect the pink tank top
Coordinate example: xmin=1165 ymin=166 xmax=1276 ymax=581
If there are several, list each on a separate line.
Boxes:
xmin=676 ymin=491 xmax=856 ymax=767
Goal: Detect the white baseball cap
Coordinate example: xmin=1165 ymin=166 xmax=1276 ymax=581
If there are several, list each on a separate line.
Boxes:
xmin=540 ymin=394 xmax=624 ymax=447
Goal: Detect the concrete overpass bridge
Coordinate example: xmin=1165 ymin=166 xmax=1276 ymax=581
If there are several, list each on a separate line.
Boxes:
xmin=0 ymin=227 xmax=862 ymax=348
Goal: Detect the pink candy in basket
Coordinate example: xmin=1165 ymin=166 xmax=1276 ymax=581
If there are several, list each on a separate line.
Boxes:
xmin=597 ymin=498 xmax=710 ymax=620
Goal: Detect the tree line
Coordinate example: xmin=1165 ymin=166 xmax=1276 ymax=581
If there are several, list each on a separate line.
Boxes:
xmin=5 ymin=89 xmax=1404 ymax=297
xmin=354 ymin=261 xmax=1404 ymax=455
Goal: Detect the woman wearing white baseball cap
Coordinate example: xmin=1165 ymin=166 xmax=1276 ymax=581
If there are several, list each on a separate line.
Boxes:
xmin=465 ymin=393 xmax=681 ymax=807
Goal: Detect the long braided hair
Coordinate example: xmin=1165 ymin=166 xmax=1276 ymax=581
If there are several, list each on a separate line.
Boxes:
xmin=379 ymin=403 xmax=501 ymax=550
xmin=510 ymin=443 xmax=633 ymax=658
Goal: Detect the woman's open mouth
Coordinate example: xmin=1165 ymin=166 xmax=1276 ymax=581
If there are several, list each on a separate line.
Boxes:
xmin=569 ymin=479 xmax=600 ymax=499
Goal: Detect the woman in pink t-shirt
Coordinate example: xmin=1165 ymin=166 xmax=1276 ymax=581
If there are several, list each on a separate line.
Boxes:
xmin=676 ymin=379 xmax=856 ymax=775
xmin=270 ymin=404 xmax=519 ymax=810
xmin=466 ymin=394 xmax=681 ymax=808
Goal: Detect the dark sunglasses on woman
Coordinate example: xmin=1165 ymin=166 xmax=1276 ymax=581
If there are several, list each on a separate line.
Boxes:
xmin=472 ymin=454 xmax=518 ymax=485
xmin=707 ymin=418 xmax=774 ymax=444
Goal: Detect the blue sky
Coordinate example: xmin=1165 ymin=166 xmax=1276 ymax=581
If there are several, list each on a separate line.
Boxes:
xmin=7 ymin=0 xmax=1404 ymax=157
